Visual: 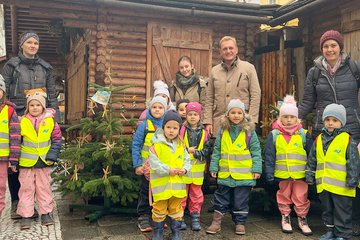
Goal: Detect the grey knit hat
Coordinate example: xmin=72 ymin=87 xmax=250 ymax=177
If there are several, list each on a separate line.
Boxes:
xmin=148 ymin=96 xmax=167 ymax=111
xmin=322 ymin=103 xmax=346 ymax=127
xmin=0 ymin=75 xmax=6 ymax=93
xmin=226 ymin=99 xmax=245 ymax=115
xmin=19 ymin=32 xmax=39 ymax=47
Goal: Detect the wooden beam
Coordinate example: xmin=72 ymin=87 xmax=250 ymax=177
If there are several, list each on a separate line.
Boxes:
xmin=342 ymin=20 xmax=360 ymax=33
xmin=10 ymin=5 xmax=17 ymax=56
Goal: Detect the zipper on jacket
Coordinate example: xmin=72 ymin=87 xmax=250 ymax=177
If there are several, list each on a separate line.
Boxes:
xmin=314 ymin=110 xmax=320 ymax=129
xmin=322 ymin=72 xmax=338 ymax=103
xmin=14 ymin=77 xmax=19 ymax=97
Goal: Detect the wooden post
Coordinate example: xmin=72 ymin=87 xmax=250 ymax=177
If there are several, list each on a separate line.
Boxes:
xmin=10 ymin=5 xmax=18 ymax=56
xmin=95 ymin=8 xmax=107 ymax=86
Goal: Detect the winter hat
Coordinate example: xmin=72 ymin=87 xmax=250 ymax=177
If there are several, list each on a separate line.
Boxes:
xmin=320 ymin=30 xmax=344 ymax=51
xmin=25 ymin=88 xmax=47 ymax=113
xmin=0 ymin=75 xmax=6 ymax=93
xmin=322 ymin=103 xmax=347 ymax=127
xmin=153 ymin=80 xmax=170 ymax=100
xmin=279 ymin=95 xmax=298 ymax=118
xmin=148 ymin=96 xmax=167 ymax=110
xmin=226 ymin=99 xmax=245 ymax=115
xmin=186 ymin=102 xmax=202 ymax=116
xmin=20 ymin=32 xmax=39 ymax=47
xmin=162 ymin=110 xmax=182 ymax=128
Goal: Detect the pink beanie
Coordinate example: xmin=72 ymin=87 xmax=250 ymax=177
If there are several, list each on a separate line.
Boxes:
xmin=153 ymin=80 xmax=170 ymax=99
xmin=186 ymin=102 xmax=202 ymax=116
xmin=279 ymin=95 xmax=298 ymax=118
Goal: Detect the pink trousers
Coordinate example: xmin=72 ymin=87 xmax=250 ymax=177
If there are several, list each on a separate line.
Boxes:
xmin=0 ymin=161 xmax=8 ymax=216
xmin=277 ymin=179 xmax=310 ymax=217
xmin=17 ymin=168 xmax=54 ymax=218
xmin=181 ymin=184 xmax=204 ymax=214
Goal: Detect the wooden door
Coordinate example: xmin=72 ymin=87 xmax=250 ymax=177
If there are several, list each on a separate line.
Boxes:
xmin=146 ymin=23 xmax=212 ymax=98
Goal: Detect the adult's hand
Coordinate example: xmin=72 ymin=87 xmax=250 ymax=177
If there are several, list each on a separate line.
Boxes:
xmin=205 ymin=124 xmax=213 ymax=135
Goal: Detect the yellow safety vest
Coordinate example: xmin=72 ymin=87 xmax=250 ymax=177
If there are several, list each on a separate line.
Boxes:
xmin=0 ymin=105 xmax=10 ymax=157
xmin=315 ymin=132 xmax=355 ymax=197
xmin=183 ymin=129 xmax=206 ymax=185
xmin=140 ymin=120 xmax=156 ymax=166
xmin=218 ymin=130 xmax=253 ymax=180
xmin=150 ymin=141 xmax=187 ymax=202
xmin=274 ymin=131 xmax=307 ymax=179
xmin=19 ymin=117 xmax=54 ymax=167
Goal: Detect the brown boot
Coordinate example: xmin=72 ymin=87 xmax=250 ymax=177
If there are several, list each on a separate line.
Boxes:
xmin=235 ymin=224 xmax=246 ymax=235
xmin=206 ymin=210 xmax=224 ymax=234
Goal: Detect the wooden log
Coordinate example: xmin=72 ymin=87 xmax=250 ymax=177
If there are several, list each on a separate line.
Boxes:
xmin=97 ymin=39 xmax=107 ymax=48
xmin=105 ymin=55 xmax=146 ymax=64
xmin=106 ymin=40 xmax=146 ymax=48
xmin=107 ymin=31 xmax=146 ymax=41
xmin=107 ymin=23 xmax=147 ymax=33
xmin=109 ymin=63 xmax=146 ymax=72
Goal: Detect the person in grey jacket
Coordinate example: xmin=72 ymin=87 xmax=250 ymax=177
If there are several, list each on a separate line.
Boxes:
xmin=2 ymin=31 xmax=59 ymax=219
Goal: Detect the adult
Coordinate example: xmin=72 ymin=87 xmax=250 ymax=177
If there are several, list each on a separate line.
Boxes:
xmin=203 ymin=36 xmax=261 ymax=135
xmin=170 ymin=56 xmax=208 ymax=104
xmin=297 ymin=29 xmax=360 ymax=236
xmin=2 ymin=31 xmax=59 ymax=219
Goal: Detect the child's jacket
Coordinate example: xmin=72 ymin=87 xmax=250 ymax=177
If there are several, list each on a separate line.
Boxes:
xmin=306 ymin=128 xmax=359 ymax=197
xmin=264 ymin=122 xmax=313 ymax=182
xmin=0 ymin=101 xmax=20 ymax=165
xmin=149 ymin=129 xmax=191 ymax=202
xmin=210 ymin=124 xmax=262 ymax=187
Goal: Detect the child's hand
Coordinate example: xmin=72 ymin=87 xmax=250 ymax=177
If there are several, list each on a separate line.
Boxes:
xmin=187 ymin=147 xmax=196 ymax=154
xmin=135 ymin=166 xmax=144 ymax=175
xmin=210 ymin=172 xmax=217 ymax=178
xmin=252 ymin=173 xmax=261 ymax=179
xmin=46 ymin=160 xmax=54 ymax=166
xmin=169 ymin=168 xmax=178 ymax=176
xmin=177 ymin=168 xmax=186 ymax=176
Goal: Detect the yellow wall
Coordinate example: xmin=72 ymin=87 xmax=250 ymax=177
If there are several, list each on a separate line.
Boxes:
xmin=260 ymin=0 xmax=293 ymax=5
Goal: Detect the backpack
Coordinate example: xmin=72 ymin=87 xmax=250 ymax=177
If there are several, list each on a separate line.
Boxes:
xmin=272 ymin=128 xmax=306 ymax=146
xmin=312 ymin=59 xmax=360 ymax=88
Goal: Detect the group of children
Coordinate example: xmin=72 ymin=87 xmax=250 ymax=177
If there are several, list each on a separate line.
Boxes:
xmin=132 ymin=82 xmax=360 ymax=240
xmin=0 ymin=76 xmax=61 ymax=230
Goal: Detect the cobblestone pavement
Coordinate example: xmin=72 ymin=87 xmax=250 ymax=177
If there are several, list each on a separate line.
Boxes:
xmin=0 ymin=187 xmax=62 ymax=240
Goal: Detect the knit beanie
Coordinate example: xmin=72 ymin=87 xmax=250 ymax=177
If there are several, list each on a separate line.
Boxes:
xmin=20 ymin=32 xmax=39 ymax=47
xmin=226 ymin=99 xmax=245 ymax=115
xmin=0 ymin=75 xmax=6 ymax=93
xmin=322 ymin=103 xmax=346 ymax=127
xmin=279 ymin=95 xmax=298 ymax=118
xmin=162 ymin=110 xmax=182 ymax=128
xmin=25 ymin=88 xmax=47 ymax=113
xmin=148 ymin=96 xmax=167 ymax=110
xmin=153 ymin=80 xmax=170 ymax=99
xmin=320 ymin=30 xmax=344 ymax=51
xmin=186 ymin=102 xmax=202 ymax=116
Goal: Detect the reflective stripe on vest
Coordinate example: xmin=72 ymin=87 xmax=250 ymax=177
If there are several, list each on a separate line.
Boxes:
xmin=0 ymin=105 xmax=10 ymax=156
xmin=141 ymin=120 xmax=155 ymax=165
xmin=183 ymin=129 xmax=206 ymax=185
xmin=274 ymin=131 xmax=307 ymax=179
xmin=218 ymin=130 xmax=253 ymax=180
xmin=19 ymin=117 xmax=54 ymax=167
xmin=315 ymin=132 xmax=355 ymax=197
xmin=150 ymin=142 xmax=186 ymax=202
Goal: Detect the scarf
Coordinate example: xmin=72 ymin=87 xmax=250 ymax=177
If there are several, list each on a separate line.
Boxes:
xmin=175 ymin=70 xmax=199 ymax=94
xmin=275 ymin=119 xmax=302 ymax=142
xmin=322 ymin=56 xmax=341 ymax=77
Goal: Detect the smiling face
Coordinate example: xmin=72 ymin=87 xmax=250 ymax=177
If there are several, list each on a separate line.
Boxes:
xmin=322 ymin=39 xmax=341 ymax=66
xmin=178 ymin=59 xmax=193 ymax=78
xmin=163 ymin=120 xmax=180 ymax=141
xmin=177 ymin=102 xmax=187 ymax=118
xmin=228 ymin=108 xmax=244 ymax=125
xmin=324 ymin=116 xmax=342 ymax=132
xmin=21 ymin=37 xmax=39 ymax=59
xmin=280 ymin=115 xmax=297 ymax=126
xmin=150 ymin=102 xmax=165 ymax=119
xmin=28 ymin=100 xmax=44 ymax=117
xmin=186 ymin=111 xmax=200 ymax=128
xmin=220 ymin=39 xmax=238 ymax=65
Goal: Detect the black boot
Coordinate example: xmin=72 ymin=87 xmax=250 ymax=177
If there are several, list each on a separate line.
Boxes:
xmin=190 ymin=212 xmax=201 ymax=231
xmin=152 ymin=221 xmax=164 ymax=240
xmin=170 ymin=219 xmax=182 ymax=240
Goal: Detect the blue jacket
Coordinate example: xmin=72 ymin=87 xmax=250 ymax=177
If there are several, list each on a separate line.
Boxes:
xmin=132 ymin=110 xmax=164 ymax=169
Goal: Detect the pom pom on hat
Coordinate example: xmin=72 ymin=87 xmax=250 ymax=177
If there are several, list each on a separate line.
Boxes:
xmin=322 ymin=103 xmax=346 ymax=127
xmin=153 ymin=80 xmax=170 ymax=100
xmin=0 ymin=75 xmax=6 ymax=93
xmin=162 ymin=110 xmax=182 ymax=128
xmin=226 ymin=99 xmax=245 ymax=115
xmin=279 ymin=95 xmax=298 ymax=118
xmin=320 ymin=30 xmax=344 ymax=51
xmin=186 ymin=102 xmax=202 ymax=116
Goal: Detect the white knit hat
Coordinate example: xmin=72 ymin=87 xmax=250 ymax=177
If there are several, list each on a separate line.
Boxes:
xmin=153 ymin=80 xmax=170 ymax=99
xmin=226 ymin=99 xmax=245 ymax=115
xmin=25 ymin=88 xmax=47 ymax=113
xmin=148 ymin=96 xmax=167 ymax=110
xmin=279 ymin=95 xmax=298 ymax=118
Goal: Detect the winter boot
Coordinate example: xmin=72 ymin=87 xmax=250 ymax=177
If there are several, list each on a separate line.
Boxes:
xmin=20 ymin=217 xmax=31 ymax=230
xmin=152 ymin=221 xmax=164 ymax=240
xmin=235 ymin=224 xmax=246 ymax=235
xmin=10 ymin=200 xmax=21 ymax=219
xmin=281 ymin=214 xmax=292 ymax=233
xmin=297 ymin=216 xmax=312 ymax=236
xmin=190 ymin=212 xmax=201 ymax=231
xmin=319 ymin=230 xmax=334 ymax=240
xmin=206 ymin=210 xmax=224 ymax=234
xmin=180 ymin=216 xmax=187 ymax=230
xmin=170 ymin=219 xmax=182 ymax=240
xmin=138 ymin=214 xmax=152 ymax=232
xmin=41 ymin=213 xmax=54 ymax=226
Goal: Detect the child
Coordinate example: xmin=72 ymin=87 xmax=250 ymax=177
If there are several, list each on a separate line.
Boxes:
xmin=17 ymin=88 xmax=62 ymax=229
xmin=149 ymin=110 xmax=191 ymax=240
xmin=132 ymin=96 xmax=167 ymax=232
xmin=206 ymin=99 xmax=262 ymax=235
xmin=306 ymin=103 xmax=359 ymax=240
xmin=264 ymin=95 xmax=313 ymax=235
xmin=179 ymin=102 xmax=211 ymax=231
xmin=0 ymin=76 xmax=20 ymax=217
xmin=176 ymin=98 xmax=189 ymax=123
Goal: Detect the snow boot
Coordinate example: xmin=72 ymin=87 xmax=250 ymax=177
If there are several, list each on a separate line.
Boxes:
xmin=206 ymin=210 xmax=224 ymax=234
